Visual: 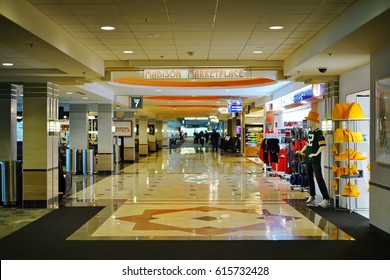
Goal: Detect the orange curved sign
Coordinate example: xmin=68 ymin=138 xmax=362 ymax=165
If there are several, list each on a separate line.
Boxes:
xmin=113 ymin=77 xmax=276 ymax=88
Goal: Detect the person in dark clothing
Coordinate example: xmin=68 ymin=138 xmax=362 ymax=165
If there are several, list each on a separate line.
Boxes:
xmin=297 ymin=111 xmax=330 ymax=208
xmin=210 ymin=130 xmax=221 ymax=152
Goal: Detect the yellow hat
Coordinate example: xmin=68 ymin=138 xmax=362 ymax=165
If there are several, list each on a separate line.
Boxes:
xmin=305 ymin=111 xmax=320 ymax=123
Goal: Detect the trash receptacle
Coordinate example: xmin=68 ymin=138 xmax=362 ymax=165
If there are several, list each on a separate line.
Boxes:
xmin=72 ymin=149 xmax=82 ymax=175
xmin=82 ymin=149 xmax=88 ymax=175
xmin=87 ymin=149 xmax=95 ymax=175
xmin=65 ymin=148 xmax=72 ymax=173
xmin=0 ymin=161 xmax=17 ymax=206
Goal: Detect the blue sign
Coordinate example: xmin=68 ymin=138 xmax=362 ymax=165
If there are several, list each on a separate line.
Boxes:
xmin=228 ymin=102 xmax=242 ymax=113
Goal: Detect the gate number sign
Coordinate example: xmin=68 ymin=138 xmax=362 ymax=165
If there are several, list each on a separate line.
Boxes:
xmin=130 ymin=97 xmax=143 ymax=109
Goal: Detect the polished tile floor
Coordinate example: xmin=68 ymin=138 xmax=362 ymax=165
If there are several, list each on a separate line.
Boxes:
xmin=0 ymin=142 xmax=353 ymax=241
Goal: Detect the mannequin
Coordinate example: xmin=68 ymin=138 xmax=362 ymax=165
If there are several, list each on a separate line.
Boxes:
xmin=297 ymin=111 xmax=330 ymax=208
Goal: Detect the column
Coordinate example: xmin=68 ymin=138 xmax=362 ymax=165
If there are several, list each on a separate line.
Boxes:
xmin=0 ymin=84 xmax=18 ymax=206
xmin=156 ymin=120 xmax=163 ymax=150
xmin=162 ymin=121 xmax=168 ymax=148
xmin=139 ymin=116 xmax=148 ymax=156
xmin=123 ymin=111 xmax=137 ymax=162
xmin=97 ymin=104 xmax=113 ymax=173
xmin=69 ymin=104 xmax=88 ymax=150
xmin=0 ymin=83 xmax=17 ymax=161
xmin=148 ymin=118 xmax=157 ymax=153
xmin=23 ymin=82 xmax=59 ymax=208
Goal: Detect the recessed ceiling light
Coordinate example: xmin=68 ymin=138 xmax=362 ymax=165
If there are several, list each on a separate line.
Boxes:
xmin=66 ymin=92 xmax=73 ymax=95
xmin=101 ymin=26 xmax=115 ymax=31
xmin=2 ymin=62 xmax=13 ymax=66
xmin=269 ymin=25 xmax=284 ymax=30
xmin=253 ymin=50 xmax=263 ymax=54
xmin=82 ymin=97 xmax=89 ymax=100
xmin=156 ymin=89 xmax=162 ymax=92
xmin=123 ymin=50 xmax=134 ymax=54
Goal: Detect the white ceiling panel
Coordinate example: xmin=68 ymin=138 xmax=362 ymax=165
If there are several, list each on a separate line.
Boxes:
xmin=289 ymin=31 xmax=316 ymax=39
xmin=133 ymin=32 xmax=174 ymax=39
xmin=173 ymin=32 xmax=212 ymax=39
xmin=303 ymin=14 xmax=338 ymax=24
xmin=34 ymin=4 xmax=71 ymax=14
xmin=122 ymin=15 xmax=170 ymax=24
xmin=61 ymin=24 xmax=89 ymax=32
xmin=93 ymin=32 xmax=135 ymax=39
xmin=117 ymin=4 xmax=167 ymax=14
xmin=295 ymin=23 xmax=327 ymax=32
xmin=213 ymin=32 xmax=252 ymax=39
xmin=71 ymin=32 xmax=96 ymax=39
xmin=78 ymin=38 xmax=103 ymax=45
xmin=174 ymin=39 xmax=211 ymax=46
xmin=169 ymin=15 xmax=215 ymax=24
xmin=76 ymin=15 xmax=126 ymax=24
xmin=5 ymin=0 xmax=386 ymax=119
xmin=266 ymin=3 xmax=317 ymax=15
xmin=100 ymin=38 xmax=139 ymax=45
xmin=213 ymin=24 xmax=256 ymax=32
xmin=250 ymin=31 xmax=292 ymax=39
xmin=64 ymin=4 xmax=120 ymax=14
xmin=49 ymin=15 xmax=81 ymax=24
xmin=142 ymin=45 xmax=176 ymax=50
xmin=137 ymin=38 xmax=175 ymax=45
xmin=87 ymin=44 xmax=109 ymax=50
xmin=167 ymin=3 xmax=216 ymax=15
xmin=128 ymin=24 xmax=172 ymax=32
xmin=171 ymin=24 xmax=213 ymax=32
xmin=312 ymin=4 xmax=351 ymax=14
xmin=246 ymin=38 xmax=284 ymax=46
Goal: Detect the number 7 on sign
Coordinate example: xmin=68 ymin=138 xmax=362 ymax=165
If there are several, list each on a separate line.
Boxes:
xmin=131 ymin=97 xmax=143 ymax=109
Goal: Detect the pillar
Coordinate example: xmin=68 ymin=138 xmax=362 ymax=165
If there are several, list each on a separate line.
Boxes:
xmin=0 ymin=84 xmax=18 ymax=206
xmin=139 ymin=116 xmax=148 ymax=156
xmin=162 ymin=121 xmax=168 ymax=148
xmin=123 ymin=111 xmax=137 ymax=162
xmin=156 ymin=120 xmax=163 ymax=150
xmin=0 ymin=83 xmax=17 ymax=161
xmin=69 ymin=104 xmax=88 ymax=150
xmin=148 ymin=119 xmax=157 ymax=153
xmin=23 ymin=82 xmax=59 ymax=208
xmin=97 ymin=104 xmax=113 ymax=173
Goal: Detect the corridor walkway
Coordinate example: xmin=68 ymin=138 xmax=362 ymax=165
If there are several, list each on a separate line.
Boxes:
xmin=63 ymin=143 xmax=351 ymax=241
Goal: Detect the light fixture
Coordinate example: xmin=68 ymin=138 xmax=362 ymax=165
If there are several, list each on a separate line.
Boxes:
xmin=83 ymin=97 xmax=88 ymax=100
xmin=123 ymin=50 xmax=134 ymax=54
xmin=66 ymin=92 xmax=73 ymax=95
xmin=2 ymin=62 xmax=13 ymax=67
xmin=101 ymin=26 xmax=115 ymax=31
xmin=156 ymin=89 xmax=162 ymax=92
xmin=269 ymin=25 xmax=284 ymax=30
xmin=253 ymin=50 xmax=263 ymax=54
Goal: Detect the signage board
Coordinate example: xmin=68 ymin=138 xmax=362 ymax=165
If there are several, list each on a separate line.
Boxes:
xmin=143 ymin=68 xmax=248 ymax=79
xmin=228 ymin=102 xmax=242 ymax=113
xmin=113 ymin=121 xmax=132 ymax=137
xmin=130 ymin=96 xmax=143 ymax=109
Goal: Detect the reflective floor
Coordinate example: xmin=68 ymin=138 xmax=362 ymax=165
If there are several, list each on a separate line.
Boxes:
xmin=58 ymin=144 xmax=353 ymax=241
xmin=0 ymin=143 xmax=355 ymax=241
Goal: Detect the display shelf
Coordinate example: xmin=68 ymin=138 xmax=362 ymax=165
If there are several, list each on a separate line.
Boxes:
xmin=332 ymin=118 xmax=370 ymax=212
xmin=245 ymin=124 xmax=263 ymax=157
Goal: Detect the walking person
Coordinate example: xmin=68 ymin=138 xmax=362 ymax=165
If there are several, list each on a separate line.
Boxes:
xmin=210 ymin=129 xmax=221 ymax=152
xmin=297 ymin=111 xmax=330 ymax=208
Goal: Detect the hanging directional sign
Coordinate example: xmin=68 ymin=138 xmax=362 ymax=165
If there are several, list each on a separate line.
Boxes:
xmin=130 ymin=96 xmax=143 ymax=109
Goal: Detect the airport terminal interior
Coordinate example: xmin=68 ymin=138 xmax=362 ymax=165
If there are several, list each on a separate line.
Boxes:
xmin=0 ymin=0 xmax=390 ymax=259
